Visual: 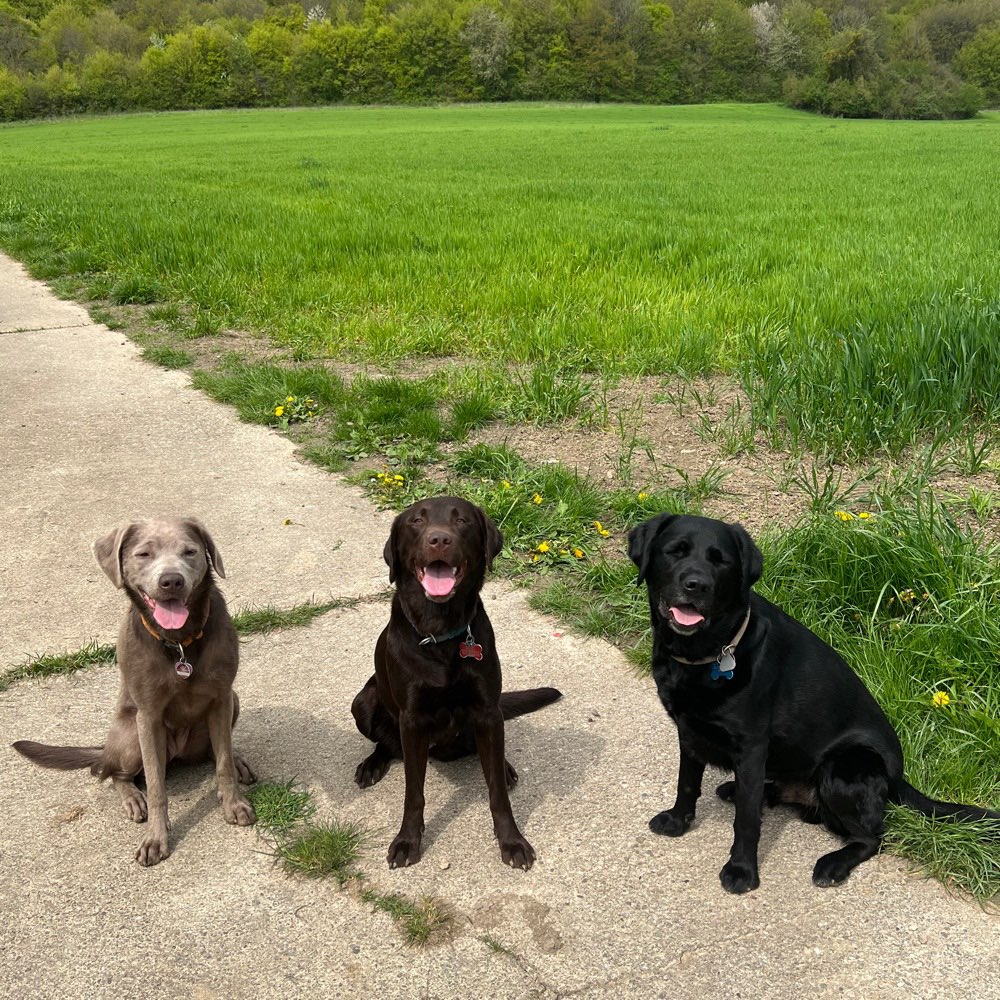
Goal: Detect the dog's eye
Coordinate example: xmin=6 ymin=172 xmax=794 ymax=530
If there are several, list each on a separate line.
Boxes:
xmin=706 ymin=548 xmax=728 ymax=565
xmin=455 ymin=516 xmax=467 ymax=525
xmin=668 ymin=543 xmax=690 ymax=557
xmin=411 ymin=517 xmax=423 ymax=525
xmin=183 ymin=548 xmax=198 ymax=557
xmin=134 ymin=552 xmax=150 ymax=559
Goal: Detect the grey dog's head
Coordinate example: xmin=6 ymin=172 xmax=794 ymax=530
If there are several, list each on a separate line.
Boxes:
xmin=627 ymin=514 xmax=761 ymax=637
xmin=93 ymin=517 xmax=225 ymax=632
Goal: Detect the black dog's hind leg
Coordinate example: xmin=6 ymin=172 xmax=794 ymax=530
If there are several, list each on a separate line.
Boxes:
xmin=650 ymin=746 xmax=705 ymax=837
xmin=812 ymin=747 xmax=888 ymax=887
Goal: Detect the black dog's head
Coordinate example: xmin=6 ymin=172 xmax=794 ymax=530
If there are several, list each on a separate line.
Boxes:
xmin=384 ymin=496 xmax=503 ymax=604
xmin=627 ymin=514 xmax=762 ymax=636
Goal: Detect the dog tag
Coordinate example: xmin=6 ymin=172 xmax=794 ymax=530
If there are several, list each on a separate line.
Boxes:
xmin=459 ymin=641 xmax=484 ymax=661
xmin=712 ymin=649 xmax=736 ymax=681
xmin=175 ymin=655 xmax=193 ymax=679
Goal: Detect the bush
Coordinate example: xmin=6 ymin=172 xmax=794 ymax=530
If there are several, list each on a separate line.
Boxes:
xmin=80 ymin=48 xmax=134 ymax=111
xmin=0 ymin=65 xmax=26 ymax=120
xmin=956 ymin=25 xmax=1000 ymax=106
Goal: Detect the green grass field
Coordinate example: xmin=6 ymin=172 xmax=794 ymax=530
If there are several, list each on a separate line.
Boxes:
xmin=1 ymin=102 xmax=998 ymax=896
xmin=2 ymin=103 xmax=1000 ymax=455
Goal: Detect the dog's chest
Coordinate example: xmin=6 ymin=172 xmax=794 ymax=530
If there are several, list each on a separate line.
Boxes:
xmin=653 ymin=665 xmax=740 ymax=767
xmin=413 ymin=675 xmax=483 ymax=732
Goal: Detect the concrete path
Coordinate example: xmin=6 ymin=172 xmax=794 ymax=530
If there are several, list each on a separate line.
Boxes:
xmin=1 ymin=253 xmax=997 ymax=1000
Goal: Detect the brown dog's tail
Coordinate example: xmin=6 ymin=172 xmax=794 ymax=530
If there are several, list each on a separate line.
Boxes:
xmin=12 ymin=740 xmax=104 ymax=772
xmin=890 ymin=778 xmax=1000 ymax=828
xmin=500 ymin=687 xmax=562 ymax=721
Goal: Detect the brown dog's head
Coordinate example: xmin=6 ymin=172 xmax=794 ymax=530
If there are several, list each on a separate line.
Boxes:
xmin=627 ymin=514 xmax=761 ymax=637
xmin=383 ymin=496 xmax=502 ymax=604
xmin=93 ymin=517 xmax=225 ymax=631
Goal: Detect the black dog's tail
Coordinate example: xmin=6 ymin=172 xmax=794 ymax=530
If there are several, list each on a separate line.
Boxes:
xmin=500 ymin=687 xmax=562 ymax=721
xmin=13 ymin=740 xmax=104 ymax=773
xmin=890 ymin=778 xmax=1000 ymax=826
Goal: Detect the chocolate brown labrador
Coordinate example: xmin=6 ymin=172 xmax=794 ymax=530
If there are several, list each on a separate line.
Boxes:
xmin=352 ymin=496 xmax=561 ymax=869
xmin=629 ymin=513 xmax=1000 ymax=893
xmin=13 ymin=517 xmax=256 ymax=866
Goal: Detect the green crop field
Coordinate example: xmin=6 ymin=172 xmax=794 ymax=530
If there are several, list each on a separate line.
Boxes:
xmin=2 ymin=103 xmax=1000 ymax=456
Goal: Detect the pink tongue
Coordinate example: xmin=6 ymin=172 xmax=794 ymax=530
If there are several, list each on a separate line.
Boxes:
xmin=421 ymin=564 xmax=456 ymax=598
xmin=153 ymin=600 xmax=189 ymax=630
xmin=671 ymin=605 xmax=704 ymax=627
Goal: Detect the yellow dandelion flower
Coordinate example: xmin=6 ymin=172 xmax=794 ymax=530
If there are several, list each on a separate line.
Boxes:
xmin=857 ymin=511 xmax=872 ymax=520
xmin=393 ymin=474 xmax=404 ymax=481
xmin=537 ymin=541 xmax=551 ymax=554
xmin=638 ymin=492 xmax=649 ymax=501
xmin=532 ymin=493 xmax=543 ymax=505
xmin=931 ymin=691 xmax=950 ymax=708
xmin=573 ymin=548 xmax=584 ymax=559
xmin=501 ymin=480 xmax=512 ymax=490
xmin=559 ymin=548 xmax=568 ymax=555
xmin=593 ymin=520 xmax=610 ymax=537
xmin=286 ymin=395 xmax=295 ymax=402
xmin=274 ymin=406 xmax=284 ymax=417
xmin=531 ymin=554 xmax=539 ymax=563
xmin=834 ymin=510 xmax=854 ymax=522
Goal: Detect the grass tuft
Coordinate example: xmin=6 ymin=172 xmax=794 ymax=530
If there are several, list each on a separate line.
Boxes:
xmin=142 ymin=345 xmax=194 ymax=369
xmin=359 ymin=888 xmax=454 ymax=946
xmin=0 ymin=642 xmax=116 ymax=692
xmin=246 ymin=780 xmax=316 ymax=835
xmin=273 ymin=820 xmax=365 ymax=882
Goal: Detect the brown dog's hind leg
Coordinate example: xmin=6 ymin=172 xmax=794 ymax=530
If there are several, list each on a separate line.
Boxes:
xmin=352 ymin=677 xmax=402 ymax=788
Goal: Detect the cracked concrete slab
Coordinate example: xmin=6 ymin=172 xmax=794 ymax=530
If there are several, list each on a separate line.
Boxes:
xmin=1 ymin=253 xmax=997 ymax=1000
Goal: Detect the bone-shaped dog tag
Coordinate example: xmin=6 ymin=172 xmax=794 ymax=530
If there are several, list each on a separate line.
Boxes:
xmin=715 ymin=649 xmax=736 ymax=680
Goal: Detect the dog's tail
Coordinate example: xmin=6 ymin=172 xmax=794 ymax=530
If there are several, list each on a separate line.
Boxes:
xmin=12 ymin=740 xmax=104 ymax=773
xmin=500 ymin=687 xmax=562 ymax=721
xmin=890 ymin=778 xmax=1000 ymax=827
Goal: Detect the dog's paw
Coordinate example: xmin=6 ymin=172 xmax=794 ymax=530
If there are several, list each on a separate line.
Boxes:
xmin=355 ymin=753 xmax=391 ymax=789
xmin=649 ymin=809 xmax=693 ymax=837
xmin=499 ymin=835 xmax=535 ymax=870
xmin=719 ymin=860 xmax=760 ymax=894
xmin=222 ymin=795 xmax=257 ymax=827
xmin=504 ymin=760 xmax=519 ymax=790
xmin=234 ymin=755 xmax=257 ymax=785
xmin=387 ymin=834 xmax=422 ymax=869
xmin=121 ymin=787 xmax=148 ymax=823
xmin=812 ymin=853 xmax=853 ymax=888
xmin=135 ymin=832 xmax=170 ymax=867
xmin=715 ymin=781 xmax=736 ymax=803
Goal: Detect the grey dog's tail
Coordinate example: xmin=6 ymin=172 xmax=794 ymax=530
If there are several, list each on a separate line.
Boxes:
xmin=500 ymin=687 xmax=562 ymax=721
xmin=890 ymin=778 xmax=1000 ymax=827
xmin=12 ymin=740 xmax=104 ymax=772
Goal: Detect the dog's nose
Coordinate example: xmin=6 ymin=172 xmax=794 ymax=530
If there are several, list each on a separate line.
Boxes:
xmin=426 ymin=530 xmax=453 ymax=551
xmin=159 ymin=572 xmax=185 ymax=593
xmin=682 ymin=575 xmax=709 ymax=594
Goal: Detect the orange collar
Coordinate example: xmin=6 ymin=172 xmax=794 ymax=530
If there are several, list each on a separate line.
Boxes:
xmin=139 ymin=612 xmax=205 ymax=647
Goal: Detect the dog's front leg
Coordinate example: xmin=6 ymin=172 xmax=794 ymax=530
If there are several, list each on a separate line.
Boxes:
xmin=207 ymin=690 xmax=256 ymax=828
xmin=720 ymin=744 xmax=767 ymax=894
xmin=650 ymin=745 xmax=705 ymax=837
xmin=388 ymin=715 xmax=429 ymax=868
xmin=475 ymin=711 xmax=535 ymax=869
xmin=134 ymin=709 xmax=171 ymax=866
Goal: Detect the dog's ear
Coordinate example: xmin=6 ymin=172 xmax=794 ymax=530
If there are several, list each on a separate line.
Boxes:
xmin=92 ymin=523 xmax=135 ymax=589
xmin=383 ymin=515 xmax=401 ymax=584
xmin=479 ymin=508 xmax=504 ymax=572
xmin=729 ymin=522 xmax=763 ymax=592
xmin=184 ymin=517 xmax=226 ymax=579
xmin=627 ymin=514 xmax=676 ymax=586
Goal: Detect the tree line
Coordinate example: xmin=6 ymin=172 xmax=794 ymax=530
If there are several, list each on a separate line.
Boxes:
xmin=1 ymin=0 xmax=998 ymax=121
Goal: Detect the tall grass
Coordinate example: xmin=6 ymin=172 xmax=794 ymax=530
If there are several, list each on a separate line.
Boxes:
xmin=2 ymin=105 xmax=1000 ymax=455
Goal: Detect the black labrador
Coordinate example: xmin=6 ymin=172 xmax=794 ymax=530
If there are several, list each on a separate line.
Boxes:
xmin=628 ymin=512 xmax=998 ymax=893
xmin=352 ymin=496 xmax=561 ymax=870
